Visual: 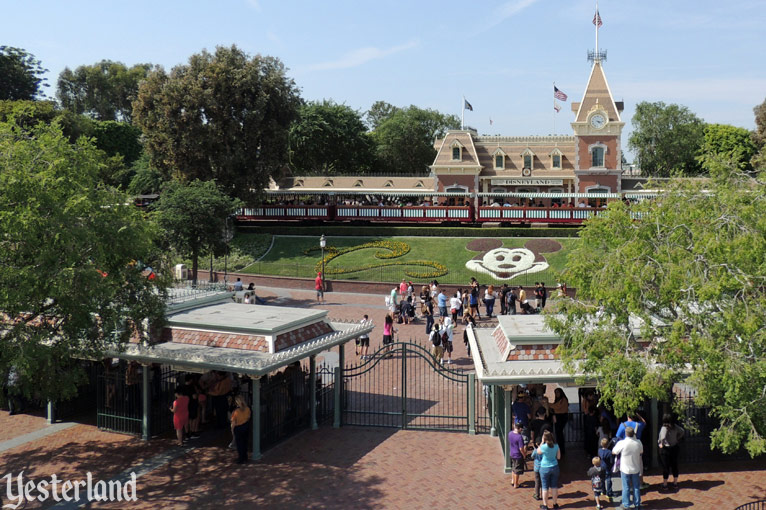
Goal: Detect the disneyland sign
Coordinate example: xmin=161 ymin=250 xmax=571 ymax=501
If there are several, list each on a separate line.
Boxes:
xmin=490 ymin=179 xmax=564 ymax=186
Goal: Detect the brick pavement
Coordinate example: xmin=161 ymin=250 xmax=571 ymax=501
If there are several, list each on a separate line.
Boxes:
xmin=0 ymin=285 xmax=764 ymax=509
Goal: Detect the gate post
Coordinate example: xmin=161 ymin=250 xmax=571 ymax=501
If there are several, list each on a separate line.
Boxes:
xmin=468 ymin=373 xmax=476 ymax=435
xmin=490 ymin=385 xmax=497 ymax=436
xmin=333 ymin=366 xmax=342 ymax=428
xmin=401 ymin=343 xmax=407 ymax=429
xmin=47 ymin=400 xmax=55 ymax=425
xmin=309 ymin=355 xmax=318 ymax=430
xmin=141 ymin=365 xmax=150 ymax=441
xmin=503 ymin=388 xmax=512 ymax=474
xmin=252 ymin=376 xmax=262 ymax=460
xmin=650 ymin=397 xmax=659 ymax=468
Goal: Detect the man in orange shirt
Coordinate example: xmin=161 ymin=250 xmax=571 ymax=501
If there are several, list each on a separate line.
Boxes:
xmin=315 ymin=272 xmax=324 ymax=303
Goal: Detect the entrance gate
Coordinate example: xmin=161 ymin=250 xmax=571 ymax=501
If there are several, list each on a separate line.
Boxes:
xmin=341 ymin=341 xmax=489 ymax=433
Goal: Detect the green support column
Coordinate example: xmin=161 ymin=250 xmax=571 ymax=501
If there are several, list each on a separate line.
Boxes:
xmin=309 ymin=355 xmax=318 ymax=430
xmin=141 ymin=365 xmax=150 ymax=441
xmin=468 ymin=373 xmax=476 ymax=435
xmin=503 ymin=388 xmax=512 ymax=474
xmin=338 ymin=342 xmax=345 ymax=372
xmin=333 ymin=366 xmax=342 ymax=428
xmin=490 ymin=385 xmax=497 ymax=437
xmin=650 ymin=397 xmax=659 ymax=468
xmin=252 ymin=376 xmax=262 ymax=460
xmin=47 ymin=401 xmax=55 ymax=425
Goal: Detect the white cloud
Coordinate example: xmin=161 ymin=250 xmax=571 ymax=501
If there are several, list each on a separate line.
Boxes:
xmin=309 ymin=40 xmax=419 ymax=71
xmin=246 ymin=0 xmax=261 ymax=11
xmin=484 ymin=0 xmax=541 ymax=32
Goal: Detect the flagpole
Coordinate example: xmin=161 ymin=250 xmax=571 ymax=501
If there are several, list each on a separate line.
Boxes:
xmin=553 ymin=83 xmax=556 ymax=134
xmin=595 ymin=1 xmax=599 ymax=61
xmin=461 ymin=96 xmax=465 ymax=130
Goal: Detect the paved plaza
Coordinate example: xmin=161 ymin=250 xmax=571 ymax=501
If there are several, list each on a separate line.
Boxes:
xmin=1 ymin=284 xmax=765 ymax=509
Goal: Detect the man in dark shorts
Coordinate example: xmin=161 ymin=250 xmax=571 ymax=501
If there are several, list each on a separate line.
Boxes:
xmin=358 ymin=315 xmax=371 ymax=359
xmin=508 ymin=421 xmax=527 ymax=488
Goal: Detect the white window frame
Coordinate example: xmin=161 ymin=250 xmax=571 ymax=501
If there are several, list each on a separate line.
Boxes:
xmin=492 ymin=148 xmax=506 ymax=170
xmin=451 ymin=140 xmax=464 ymax=161
xmin=549 ymin=148 xmax=563 ymax=170
xmin=588 ymin=142 xmax=608 ymax=168
xmin=520 ymin=148 xmax=535 ymax=169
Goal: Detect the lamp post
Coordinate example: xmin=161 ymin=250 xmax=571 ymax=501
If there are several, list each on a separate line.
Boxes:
xmin=319 ymin=234 xmax=326 ymax=287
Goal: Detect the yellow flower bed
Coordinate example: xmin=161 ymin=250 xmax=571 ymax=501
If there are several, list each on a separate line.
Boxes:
xmin=307 ymin=241 xmax=447 ymax=279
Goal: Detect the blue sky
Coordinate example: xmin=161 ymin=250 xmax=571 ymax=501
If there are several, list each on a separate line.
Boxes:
xmin=4 ymin=0 xmax=765 ymax=161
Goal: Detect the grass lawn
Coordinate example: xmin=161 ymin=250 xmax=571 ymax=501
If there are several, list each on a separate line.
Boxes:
xmin=241 ymin=235 xmax=577 ymax=287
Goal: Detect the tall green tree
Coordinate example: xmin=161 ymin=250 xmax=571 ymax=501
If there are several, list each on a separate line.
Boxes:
xmin=699 ymin=123 xmax=757 ymax=174
xmin=628 ymin=101 xmax=705 ymax=177
xmin=546 ymin=160 xmax=766 ymax=456
xmin=133 ymin=45 xmax=302 ymax=201
xmin=365 ymin=100 xmax=399 ymax=130
xmin=0 ymin=119 xmax=166 ymax=402
xmin=57 ymin=61 xmax=153 ymax=122
xmin=288 ymin=100 xmax=375 ymax=175
xmin=0 ymin=46 xmax=48 ymax=100
xmin=154 ymin=179 xmax=242 ymax=284
xmin=371 ymin=105 xmax=459 ymax=174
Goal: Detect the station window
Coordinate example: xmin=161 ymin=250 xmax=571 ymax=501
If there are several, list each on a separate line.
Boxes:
xmin=552 ymin=154 xmax=561 ymax=169
xmin=523 ymin=154 xmax=532 ymax=168
xmin=495 ymin=154 xmax=504 ymax=169
xmin=591 ymin=147 xmax=605 ymax=167
xmin=452 ymin=147 xmax=461 ymax=160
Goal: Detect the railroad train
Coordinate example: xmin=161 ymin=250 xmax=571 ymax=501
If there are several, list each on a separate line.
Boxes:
xmin=233 ymin=190 xmax=656 ymax=226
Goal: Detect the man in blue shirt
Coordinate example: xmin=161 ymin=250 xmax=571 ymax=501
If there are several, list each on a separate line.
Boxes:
xmin=512 ymin=394 xmax=532 ymax=442
xmin=437 ymin=290 xmax=448 ymax=317
xmin=616 ymin=412 xmax=646 ymax=440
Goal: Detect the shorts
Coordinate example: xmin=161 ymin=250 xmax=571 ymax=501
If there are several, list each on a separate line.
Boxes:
xmin=511 ymin=458 xmax=525 ymax=475
xmin=593 ymin=489 xmax=602 ymax=497
xmin=316 ymin=289 xmax=324 ymax=298
xmin=359 ymin=336 xmax=370 ymax=347
xmin=383 ymin=334 xmax=393 ymax=345
xmin=443 ymin=341 xmax=453 ymax=353
xmin=540 ymin=465 xmax=560 ymax=491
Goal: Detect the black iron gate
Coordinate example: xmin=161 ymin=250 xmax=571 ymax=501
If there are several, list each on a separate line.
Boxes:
xmin=341 ymin=341 xmax=489 ymax=433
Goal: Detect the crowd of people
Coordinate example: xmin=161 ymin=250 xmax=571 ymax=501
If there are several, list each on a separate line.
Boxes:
xmin=505 ymin=385 xmax=686 ymax=510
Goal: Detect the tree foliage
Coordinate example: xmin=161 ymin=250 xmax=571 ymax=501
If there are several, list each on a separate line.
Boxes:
xmin=133 ymin=45 xmax=302 ymax=201
xmin=546 ymin=161 xmax=766 ymax=456
xmin=0 ymin=119 xmax=167 ymax=402
xmin=57 ymin=60 xmax=153 ymax=122
xmin=628 ymin=101 xmax=705 ymax=177
xmin=370 ymin=105 xmax=460 ymax=174
xmin=365 ymin=100 xmax=399 ymax=130
xmin=699 ymin=123 xmax=757 ymax=174
xmin=154 ymin=179 xmax=242 ymax=283
xmin=0 ymin=46 xmax=48 ymax=101
xmin=288 ymin=100 xmax=375 ymax=175
xmin=91 ymin=120 xmax=143 ymax=165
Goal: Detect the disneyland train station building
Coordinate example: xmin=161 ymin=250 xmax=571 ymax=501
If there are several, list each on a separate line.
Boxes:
xmin=271 ymin=58 xmax=639 ymax=203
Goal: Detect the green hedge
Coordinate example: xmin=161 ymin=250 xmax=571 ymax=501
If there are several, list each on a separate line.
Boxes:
xmin=238 ymin=224 xmax=581 ymax=238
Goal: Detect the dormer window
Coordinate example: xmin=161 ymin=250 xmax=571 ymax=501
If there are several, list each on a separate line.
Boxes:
xmin=323 ymin=179 xmax=334 ymax=187
xmin=384 ymin=180 xmax=394 ymax=187
xmin=520 ymin=148 xmax=535 ymax=169
xmin=450 ymin=140 xmax=464 ymax=161
xmin=492 ymin=148 xmax=506 ymax=170
xmin=353 ymin=180 xmax=363 ymax=187
xmin=549 ymin=148 xmax=563 ymax=169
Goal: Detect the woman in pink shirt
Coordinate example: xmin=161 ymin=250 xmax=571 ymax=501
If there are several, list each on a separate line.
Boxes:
xmin=170 ymin=387 xmax=189 ymax=446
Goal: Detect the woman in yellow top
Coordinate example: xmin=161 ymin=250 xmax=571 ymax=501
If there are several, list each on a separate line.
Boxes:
xmin=230 ymin=395 xmax=252 ymax=464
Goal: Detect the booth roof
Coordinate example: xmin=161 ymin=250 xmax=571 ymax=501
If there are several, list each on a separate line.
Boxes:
xmin=109 ymin=320 xmax=373 ymax=377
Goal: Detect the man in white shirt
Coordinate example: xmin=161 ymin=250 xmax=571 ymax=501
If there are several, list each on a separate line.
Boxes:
xmin=612 ymin=426 xmax=644 ymax=510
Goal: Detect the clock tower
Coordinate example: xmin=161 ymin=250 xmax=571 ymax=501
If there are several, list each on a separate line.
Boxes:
xmin=570 ymin=56 xmax=625 ymax=193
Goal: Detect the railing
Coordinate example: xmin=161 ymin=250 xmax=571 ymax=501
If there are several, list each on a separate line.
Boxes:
xmin=477 ymin=206 xmax=604 ymax=223
xmin=335 ymin=205 xmax=472 ymax=222
xmin=237 ymin=205 xmax=331 ymax=220
xmin=734 ymin=501 xmax=766 ymax=510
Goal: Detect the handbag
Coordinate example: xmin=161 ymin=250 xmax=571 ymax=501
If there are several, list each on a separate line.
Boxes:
xmin=612 ymin=454 xmax=621 ymax=473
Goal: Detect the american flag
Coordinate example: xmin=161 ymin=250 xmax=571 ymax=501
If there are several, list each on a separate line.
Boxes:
xmin=554 ymin=102 xmax=561 ymax=113
xmin=554 ymin=86 xmax=568 ymax=101
xmin=593 ymin=9 xmax=602 ymax=28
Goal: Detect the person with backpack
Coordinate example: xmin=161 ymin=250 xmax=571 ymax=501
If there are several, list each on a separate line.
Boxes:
xmin=440 ymin=317 xmax=455 ymax=364
xmin=423 ymin=294 xmax=434 ymax=335
xmin=429 ymin=324 xmax=443 ymax=364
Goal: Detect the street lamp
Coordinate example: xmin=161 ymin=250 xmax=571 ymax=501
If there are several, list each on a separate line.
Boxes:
xmin=319 ymin=234 xmax=326 ymax=287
